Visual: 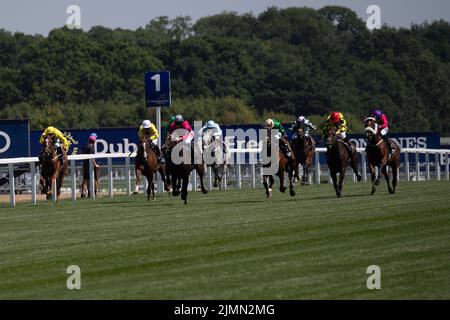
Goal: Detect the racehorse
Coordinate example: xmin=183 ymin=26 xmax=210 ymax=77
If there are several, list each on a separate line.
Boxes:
xmin=262 ymin=129 xmax=296 ymax=198
xmin=39 ymin=137 xmax=67 ymax=201
xmin=364 ymin=117 xmax=401 ymax=195
xmin=202 ymin=129 xmax=228 ymax=190
xmin=135 ymin=139 xmax=170 ymax=201
xmin=291 ymin=127 xmax=315 ymax=186
xmin=325 ymin=127 xmax=361 ymax=198
xmin=163 ymin=134 xmax=208 ymax=204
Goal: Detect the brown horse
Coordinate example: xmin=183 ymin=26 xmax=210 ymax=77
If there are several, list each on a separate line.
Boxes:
xmin=262 ymin=129 xmax=296 ymax=198
xmin=39 ymin=137 xmax=67 ymax=201
xmin=135 ymin=139 xmax=170 ymax=200
xmin=364 ymin=117 xmax=401 ymax=195
xmin=292 ymin=127 xmax=315 ymax=186
xmin=163 ymin=134 xmax=208 ymax=204
xmin=325 ymin=128 xmax=362 ymax=198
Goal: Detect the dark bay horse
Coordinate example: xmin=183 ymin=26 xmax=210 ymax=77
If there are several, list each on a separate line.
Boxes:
xmin=262 ymin=129 xmax=296 ymax=198
xmin=39 ymin=137 xmax=67 ymax=201
xmin=135 ymin=139 xmax=170 ymax=201
xmin=364 ymin=117 xmax=401 ymax=195
xmin=202 ymin=130 xmax=228 ymax=190
xmin=325 ymin=128 xmax=362 ymax=198
xmin=291 ymin=127 xmax=315 ymax=186
xmin=163 ymin=134 xmax=208 ymax=204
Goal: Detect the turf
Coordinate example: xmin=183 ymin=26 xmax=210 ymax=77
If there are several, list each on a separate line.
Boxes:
xmin=0 ymin=181 xmax=449 ymax=299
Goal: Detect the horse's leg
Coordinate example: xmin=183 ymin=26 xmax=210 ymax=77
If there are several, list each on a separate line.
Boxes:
xmin=289 ymin=165 xmax=296 ymax=197
xmin=369 ymin=163 xmax=377 ymax=195
xmin=375 ymin=166 xmax=381 ymax=186
xmin=180 ymin=174 xmax=189 ymax=204
xmin=338 ymin=168 xmax=346 ymax=198
xmin=382 ymin=165 xmax=394 ymax=194
xmin=158 ymin=165 xmax=171 ymax=192
xmin=278 ymin=168 xmax=286 ymax=193
xmin=134 ymin=169 xmax=142 ymax=194
xmin=391 ymin=163 xmax=398 ymax=194
xmin=262 ymin=175 xmax=272 ymax=198
xmin=196 ymin=164 xmax=208 ymax=194
xmin=171 ymin=173 xmax=180 ymax=197
xmin=349 ymin=150 xmax=362 ymax=181
xmin=330 ymin=169 xmax=339 ymax=198
xmin=40 ymin=176 xmax=46 ymax=195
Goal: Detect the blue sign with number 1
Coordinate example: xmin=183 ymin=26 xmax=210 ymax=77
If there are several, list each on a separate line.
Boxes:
xmin=145 ymin=71 xmax=171 ymax=107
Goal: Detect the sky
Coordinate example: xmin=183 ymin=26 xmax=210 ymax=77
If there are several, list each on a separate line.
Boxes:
xmin=0 ymin=0 xmax=449 ymax=36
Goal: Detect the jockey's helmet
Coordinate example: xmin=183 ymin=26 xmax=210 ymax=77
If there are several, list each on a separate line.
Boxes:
xmin=264 ymin=119 xmax=274 ymax=129
xmin=297 ymin=116 xmax=305 ymax=123
xmin=175 ymin=115 xmax=184 ymax=124
xmin=330 ymin=112 xmax=341 ymax=124
xmin=206 ymin=120 xmax=215 ymax=129
xmin=142 ymin=120 xmax=152 ymax=129
xmin=169 ymin=116 xmax=175 ymax=123
xmin=372 ymin=109 xmax=382 ymax=118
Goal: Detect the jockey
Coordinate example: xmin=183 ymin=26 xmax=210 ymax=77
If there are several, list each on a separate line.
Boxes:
xmin=198 ymin=120 xmax=223 ymax=138
xmin=371 ymin=109 xmax=395 ymax=155
xmin=168 ymin=114 xmax=195 ymax=144
xmin=322 ymin=112 xmax=354 ymax=153
xmin=198 ymin=120 xmax=227 ymax=154
xmin=38 ymin=126 xmax=69 ymax=167
xmin=139 ymin=119 xmax=163 ymax=163
xmin=264 ymin=118 xmax=292 ymax=159
xmin=289 ymin=116 xmax=317 ymax=142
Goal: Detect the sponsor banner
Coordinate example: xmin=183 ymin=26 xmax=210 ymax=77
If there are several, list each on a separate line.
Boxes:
xmin=24 ymin=125 xmax=442 ymax=165
xmin=0 ymin=119 xmax=30 ymax=158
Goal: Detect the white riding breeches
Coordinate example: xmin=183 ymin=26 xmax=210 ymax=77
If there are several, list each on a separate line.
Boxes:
xmin=380 ymin=127 xmax=388 ymax=136
xmin=338 ymin=132 xmax=346 ymax=139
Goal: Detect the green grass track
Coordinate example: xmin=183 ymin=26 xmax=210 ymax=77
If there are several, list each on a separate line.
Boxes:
xmin=0 ymin=181 xmax=449 ymax=299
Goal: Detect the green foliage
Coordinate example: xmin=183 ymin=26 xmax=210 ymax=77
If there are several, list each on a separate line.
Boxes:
xmin=0 ymin=7 xmax=449 ymax=133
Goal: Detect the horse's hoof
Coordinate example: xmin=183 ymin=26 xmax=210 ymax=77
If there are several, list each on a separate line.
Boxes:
xmin=201 ymin=189 xmax=208 ymax=194
xmin=280 ymin=187 xmax=286 ymax=193
xmin=289 ymin=189 xmax=296 ymax=197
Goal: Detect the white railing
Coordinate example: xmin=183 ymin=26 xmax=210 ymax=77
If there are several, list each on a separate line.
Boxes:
xmin=1 ymin=147 xmax=449 ymax=207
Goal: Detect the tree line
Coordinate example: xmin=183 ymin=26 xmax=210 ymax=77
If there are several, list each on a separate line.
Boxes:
xmin=0 ymin=6 xmax=449 ymax=134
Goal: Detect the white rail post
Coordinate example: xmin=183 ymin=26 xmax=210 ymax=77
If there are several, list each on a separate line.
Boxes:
xmin=107 ymin=158 xmax=113 ymax=199
xmin=315 ymin=150 xmax=321 ymax=185
xmin=405 ymin=151 xmax=410 ymax=182
xmin=446 ymin=152 xmax=450 ymax=181
xmin=361 ymin=151 xmax=367 ymax=182
xmin=53 ymin=176 xmax=57 ymax=203
xmin=71 ymin=160 xmax=76 ymax=202
xmin=237 ymin=164 xmax=242 ymax=189
xmin=191 ymin=170 xmax=197 ymax=191
xmin=223 ymin=167 xmax=227 ymax=190
xmin=425 ymin=152 xmax=430 ymax=181
xmin=415 ymin=152 xmax=420 ymax=182
xmin=208 ymin=166 xmax=212 ymax=190
xmin=31 ymin=162 xmax=37 ymax=205
xmin=436 ymin=152 xmax=441 ymax=181
xmin=125 ymin=157 xmax=131 ymax=196
xmin=251 ymin=163 xmax=256 ymax=188
xmin=8 ymin=163 xmax=15 ymax=207
xmin=89 ymin=158 xmax=95 ymax=199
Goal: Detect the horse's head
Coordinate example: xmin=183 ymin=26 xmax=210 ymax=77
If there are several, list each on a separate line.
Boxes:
xmin=297 ymin=127 xmax=305 ymax=138
xmin=325 ymin=127 xmax=337 ymax=148
xmin=364 ymin=117 xmax=378 ymax=142
xmin=202 ymin=129 xmax=214 ymax=147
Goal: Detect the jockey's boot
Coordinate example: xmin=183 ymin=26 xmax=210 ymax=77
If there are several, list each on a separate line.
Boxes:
xmin=154 ymin=144 xmax=165 ymax=164
xmin=343 ymin=137 xmax=355 ymax=154
xmin=280 ymin=141 xmax=292 ymax=159
xmin=382 ymin=135 xmax=395 ymax=156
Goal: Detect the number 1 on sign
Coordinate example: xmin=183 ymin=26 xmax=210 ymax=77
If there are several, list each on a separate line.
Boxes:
xmin=151 ymin=74 xmax=160 ymax=92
